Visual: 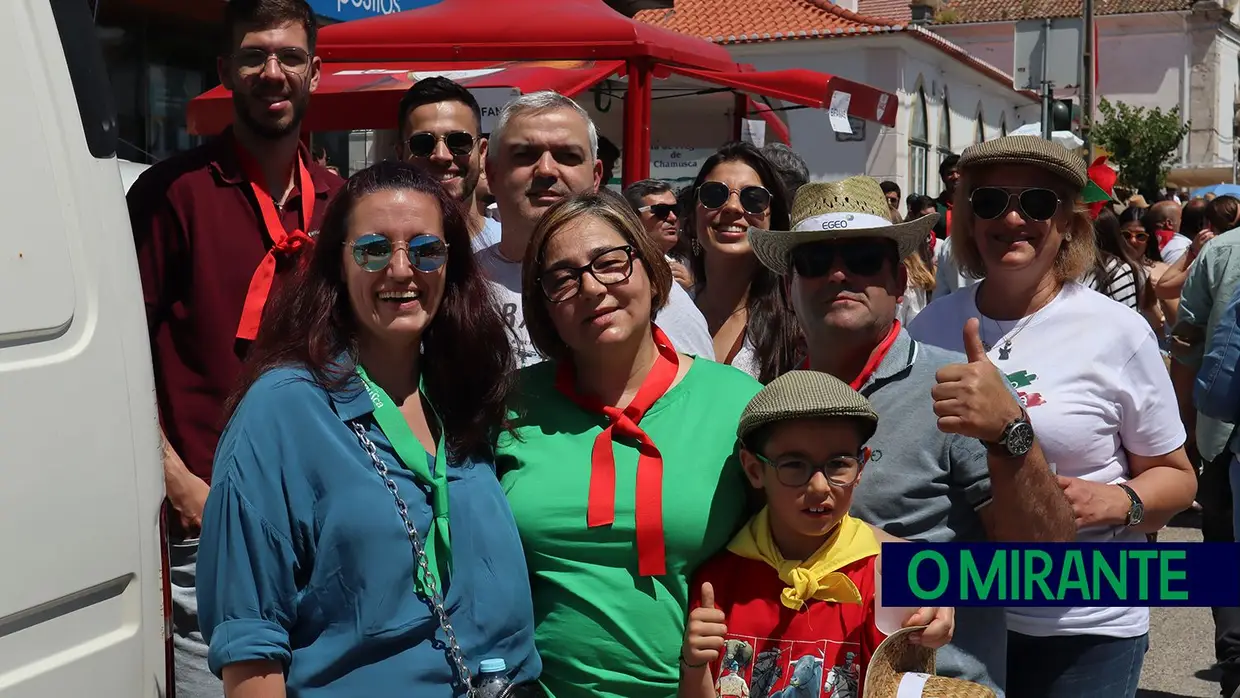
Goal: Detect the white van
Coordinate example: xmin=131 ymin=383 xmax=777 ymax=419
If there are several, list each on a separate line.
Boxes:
xmin=0 ymin=1 xmax=166 ymax=697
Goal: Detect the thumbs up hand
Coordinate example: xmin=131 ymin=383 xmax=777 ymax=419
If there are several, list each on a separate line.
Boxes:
xmin=931 ymin=318 xmax=1025 ymax=443
xmin=682 ymin=582 xmax=728 ymax=670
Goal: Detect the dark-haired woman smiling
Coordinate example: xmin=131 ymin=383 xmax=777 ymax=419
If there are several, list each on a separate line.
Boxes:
xmin=196 ymin=162 xmax=539 ymax=698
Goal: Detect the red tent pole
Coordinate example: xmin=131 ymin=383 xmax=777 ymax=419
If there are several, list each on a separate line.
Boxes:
xmin=622 ymin=58 xmax=652 ymax=187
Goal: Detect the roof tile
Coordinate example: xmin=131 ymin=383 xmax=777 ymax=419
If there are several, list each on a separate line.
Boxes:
xmin=934 ymin=0 xmax=1191 ymax=23
xmin=634 ymin=0 xmax=904 ymax=40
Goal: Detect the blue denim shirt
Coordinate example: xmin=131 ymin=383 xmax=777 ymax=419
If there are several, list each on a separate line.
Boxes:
xmin=197 ymin=366 xmax=540 ymax=697
xmin=1195 ymin=280 xmax=1240 ymax=456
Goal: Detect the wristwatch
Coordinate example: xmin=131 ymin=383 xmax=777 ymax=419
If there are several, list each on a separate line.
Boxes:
xmin=1117 ymin=483 xmax=1145 ymax=527
xmin=983 ymin=408 xmax=1035 ymax=457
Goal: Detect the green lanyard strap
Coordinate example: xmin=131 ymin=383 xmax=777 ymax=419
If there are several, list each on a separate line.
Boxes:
xmin=357 ymin=365 xmax=451 ymax=597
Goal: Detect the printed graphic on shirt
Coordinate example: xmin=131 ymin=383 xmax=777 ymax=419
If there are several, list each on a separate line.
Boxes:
xmin=714 ymin=634 xmax=861 ymax=698
xmin=1003 ymin=369 xmax=1046 ymax=408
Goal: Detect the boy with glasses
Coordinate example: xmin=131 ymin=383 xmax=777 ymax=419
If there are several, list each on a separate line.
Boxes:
xmin=679 ymin=371 xmax=955 ymax=698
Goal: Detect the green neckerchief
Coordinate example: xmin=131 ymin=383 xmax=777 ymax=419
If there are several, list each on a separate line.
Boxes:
xmin=356 ymin=365 xmax=451 ymax=597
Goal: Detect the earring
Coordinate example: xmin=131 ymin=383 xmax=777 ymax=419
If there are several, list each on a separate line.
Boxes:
xmin=1065 ymin=232 xmax=1073 ymax=242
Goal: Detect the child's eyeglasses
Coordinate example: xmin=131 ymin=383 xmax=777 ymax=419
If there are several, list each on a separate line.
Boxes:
xmin=752 ymin=448 xmax=870 ymax=489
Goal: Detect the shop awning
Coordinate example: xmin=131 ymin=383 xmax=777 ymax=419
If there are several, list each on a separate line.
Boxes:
xmin=661 ymin=65 xmax=898 ymax=128
xmin=187 ymin=59 xmax=625 ymax=136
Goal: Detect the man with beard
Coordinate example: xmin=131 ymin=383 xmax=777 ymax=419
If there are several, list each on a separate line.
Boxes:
xmin=126 ymin=1 xmax=342 ymax=695
xmin=747 ymin=176 xmax=1075 ymax=695
xmin=396 ymin=76 xmax=500 ymax=252
xmin=478 ymin=91 xmax=715 ymax=365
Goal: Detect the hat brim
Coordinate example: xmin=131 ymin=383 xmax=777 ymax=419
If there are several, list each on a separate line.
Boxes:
xmin=749 ymin=213 xmax=940 ymax=275
xmin=862 ymin=625 xmax=937 ymax=698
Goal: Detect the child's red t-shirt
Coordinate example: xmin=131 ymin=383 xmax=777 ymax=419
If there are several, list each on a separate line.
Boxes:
xmin=690 ymin=551 xmax=884 ymax=698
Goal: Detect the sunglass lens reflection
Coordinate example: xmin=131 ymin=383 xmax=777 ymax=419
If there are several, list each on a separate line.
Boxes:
xmin=353 ymin=234 xmax=393 ymax=271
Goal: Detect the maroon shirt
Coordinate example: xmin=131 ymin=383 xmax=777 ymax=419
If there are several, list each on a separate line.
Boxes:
xmin=128 ymin=129 xmax=344 ymax=484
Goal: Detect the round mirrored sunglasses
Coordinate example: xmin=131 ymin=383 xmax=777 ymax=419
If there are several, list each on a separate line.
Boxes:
xmin=349 ymin=233 xmax=449 ymax=273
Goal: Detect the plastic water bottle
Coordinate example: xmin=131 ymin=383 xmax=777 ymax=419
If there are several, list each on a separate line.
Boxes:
xmin=474 ymin=658 xmax=510 ymax=698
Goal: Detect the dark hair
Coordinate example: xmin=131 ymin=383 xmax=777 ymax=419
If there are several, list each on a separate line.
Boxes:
xmin=1206 ymin=195 xmax=1240 ymax=233
xmin=229 ymin=161 xmax=514 ymax=460
xmin=311 ymin=143 xmax=327 ymax=160
xmin=761 ymin=143 xmax=810 ymax=197
xmin=597 ymin=135 xmax=621 ymax=162
xmin=879 ymin=180 xmax=901 ymax=197
xmin=905 ymin=195 xmax=936 ymax=221
xmin=397 ymin=77 xmax=483 ymax=139
xmin=621 ymin=179 xmax=674 ymax=213
xmin=520 ymin=191 xmax=674 ymax=363
xmin=1181 ymin=199 xmax=1208 ymax=238
xmin=224 ymin=0 xmax=317 ymax=53
xmin=683 ymin=141 xmax=800 ymax=383
xmin=1092 ymin=208 xmax=1145 ymax=305
xmin=939 ymin=154 xmax=960 ymax=179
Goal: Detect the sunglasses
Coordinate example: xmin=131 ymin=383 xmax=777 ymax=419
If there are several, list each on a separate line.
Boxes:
xmin=1123 ymin=230 xmax=1150 ymax=243
xmin=406 ymin=131 xmax=475 ymax=159
xmin=697 ymin=181 xmax=772 ymax=215
xmin=970 ymin=187 xmax=1061 ymax=221
xmin=232 ymin=47 xmax=311 ymax=77
xmin=538 ymin=245 xmax=635 ymax=303
xmin=639 ymin=203 xmax=677 ymax=221
xmin=789 ymin=240 xmax=893 ymax=278
xmin=349 ymin=233 xmax=449 ymax=273
xmin=751 ymin=448 xmax=870 ymax=488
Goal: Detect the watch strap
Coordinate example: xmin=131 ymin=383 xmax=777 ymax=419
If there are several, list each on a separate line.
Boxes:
xmin=1117 ymin=483 xmax=1142 ymax=526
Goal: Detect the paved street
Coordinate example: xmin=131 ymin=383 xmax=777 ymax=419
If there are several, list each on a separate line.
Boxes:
xmin=1139 ymin=511 xmax=1222 ymax=698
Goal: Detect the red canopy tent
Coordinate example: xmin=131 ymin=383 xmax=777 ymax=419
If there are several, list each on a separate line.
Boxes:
xmin=188 ymin=0 xmax=898 ymax=184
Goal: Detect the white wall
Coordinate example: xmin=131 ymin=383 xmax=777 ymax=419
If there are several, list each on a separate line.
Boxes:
xmin=728 ymin=35 xmax=1035 ymax=198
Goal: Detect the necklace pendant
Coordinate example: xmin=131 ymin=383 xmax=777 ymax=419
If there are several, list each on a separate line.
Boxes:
xmin=998 ymin=342 xmax=1012 ymax=361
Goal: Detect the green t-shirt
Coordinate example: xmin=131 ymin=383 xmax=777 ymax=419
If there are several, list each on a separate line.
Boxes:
xmin=497 ymin=357 xmax=762 ymax=698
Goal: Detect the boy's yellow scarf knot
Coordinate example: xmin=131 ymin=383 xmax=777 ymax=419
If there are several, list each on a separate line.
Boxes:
xmin=728 ymin=509 xmax=880 ymax=611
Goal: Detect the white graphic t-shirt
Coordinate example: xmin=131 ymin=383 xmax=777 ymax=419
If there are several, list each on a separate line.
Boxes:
xmin=908 ymin=281 xmax=1185 ymax=639
xmin=475 ymin=242 xmax=716 ymax=367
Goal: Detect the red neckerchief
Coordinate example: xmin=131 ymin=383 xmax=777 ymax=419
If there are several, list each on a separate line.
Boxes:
xmin=234 ymin=141 xmax=315 ymax=341
xmin=554 ymin=326 xmax=680 ymax=577
xmin=801 ymin=321 xmax=902 ymax=390
xmin=1156 ymin=228 xmax=1176 ymax=251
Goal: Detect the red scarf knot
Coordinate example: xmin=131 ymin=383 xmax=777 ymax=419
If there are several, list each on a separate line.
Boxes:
xmin=554 ymin=325 xmax=680 ymax=577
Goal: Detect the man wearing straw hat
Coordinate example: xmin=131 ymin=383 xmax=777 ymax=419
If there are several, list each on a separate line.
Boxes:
xmin=748 ymin=176 xmax=1076 ymax=695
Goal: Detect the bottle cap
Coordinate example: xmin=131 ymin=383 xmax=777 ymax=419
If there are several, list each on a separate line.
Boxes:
xmin=479 ymin=658 xmax=507 ymax=674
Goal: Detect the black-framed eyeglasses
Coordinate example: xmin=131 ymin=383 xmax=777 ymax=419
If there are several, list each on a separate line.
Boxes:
xmin=697 ymin=181 xmax=772 ymax=215
xmin=969 ymin=186 xmax=1061 ymax=222
xmin=231 ymin=47 xmax=311 ymax=77
xmin=348 ymin=233 xmax=450 ymax=273
xmin=406 ymin=131 xmax=476 ymax=159
xmin=538 ymin=245 xmax=635 ymax=303
xmin=752 ymin=448 xmax=870 ymax=488
xmin=639 ymin=203 xmax=677 ymax=221
xmin=789 ymin=240 xmax=893 ymax=278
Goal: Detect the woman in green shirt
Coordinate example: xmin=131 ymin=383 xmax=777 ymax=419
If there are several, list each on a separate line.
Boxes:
xmin=496 ymin=191 xmax=763 ymax=698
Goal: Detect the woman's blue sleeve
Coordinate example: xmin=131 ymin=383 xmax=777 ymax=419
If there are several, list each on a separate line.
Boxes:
xmin=1195 ymin=282 xmax=1240 ymax=423
xmin=197 ymin=426 xmax=302 ymax=677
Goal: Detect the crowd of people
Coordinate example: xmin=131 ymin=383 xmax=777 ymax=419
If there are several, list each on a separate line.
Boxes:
xmin=129 ymin=1 xmax=1236 ymax=697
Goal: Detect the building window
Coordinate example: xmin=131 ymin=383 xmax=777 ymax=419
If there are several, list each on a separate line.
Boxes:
xmin=974 ymin=103 xmax=985 ymax=144
xmin=909 ymin=85 xmax=930 ymax=195
xmin=938 ymin=88 xmax=953 ymax=165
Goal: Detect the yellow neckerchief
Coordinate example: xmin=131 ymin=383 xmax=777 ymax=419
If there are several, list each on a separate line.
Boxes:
xmin=728 ymin=509 xmax=880 ymax=611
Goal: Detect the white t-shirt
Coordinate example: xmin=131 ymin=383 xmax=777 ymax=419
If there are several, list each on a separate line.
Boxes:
xmin=908 ymin=281 xmax=1186 ymax=639
xmin=897 ymin=285 xmax=929 ymax=325
xmin=470 ymin=217 xmax=503 ymax=254
xmin=1161 ymin=233 xmax=1190 ymax=265
xmin=933 ymin=236 xmax=980 ymax=297
xmin=475 ymin=242 xmax=716 ymax=367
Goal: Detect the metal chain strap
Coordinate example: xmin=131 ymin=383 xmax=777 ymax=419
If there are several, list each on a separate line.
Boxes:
xmin=350 ymin=421 xmax=477 ymax=696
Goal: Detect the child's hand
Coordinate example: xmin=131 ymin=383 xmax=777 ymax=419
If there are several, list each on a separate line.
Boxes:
xmin=682 ymin=583 xmax=727 ymax=669
xmin=902 ymin=606 xmax=954 ymax=649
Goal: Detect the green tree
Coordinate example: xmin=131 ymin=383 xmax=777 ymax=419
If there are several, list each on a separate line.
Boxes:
xmin=1091 ymin=98 xmax=1189 ymax=198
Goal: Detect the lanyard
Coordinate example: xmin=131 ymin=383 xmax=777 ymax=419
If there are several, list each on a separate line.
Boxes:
xmin=234 ymin=142 xmax=316 ymax=341
xmin=801 ymin=320 xmax=902 ymax=390
xmin=554 ymin=326 xmax=680 ymax=577
xmin=357 ymin=365 xmax=451 ymax=596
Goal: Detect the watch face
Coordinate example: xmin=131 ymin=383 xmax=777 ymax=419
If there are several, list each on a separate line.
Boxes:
xmin=1006 ymin=422 xmax=1035 ymax=456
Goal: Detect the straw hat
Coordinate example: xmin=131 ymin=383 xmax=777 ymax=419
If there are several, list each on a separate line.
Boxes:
xmin=863 ymin=627 xmax=996 ymax=698
xmin=748 ymin=176 xmax=938 ymax=275
xmin=957 ymin=135 xmax=1088 ymax=190
xmin=737 ymin=370 xmax=879 ymax=443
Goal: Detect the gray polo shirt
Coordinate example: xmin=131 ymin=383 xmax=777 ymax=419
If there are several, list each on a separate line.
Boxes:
xmin=848 ymin=328 xmax=1006 ymax=695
